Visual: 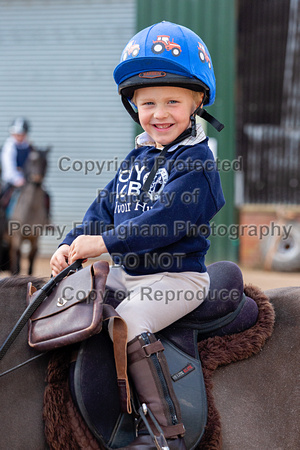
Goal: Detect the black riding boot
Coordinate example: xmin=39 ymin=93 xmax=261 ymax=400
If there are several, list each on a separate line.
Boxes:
xmin=118 ymin=332 xmax=186 ymax=450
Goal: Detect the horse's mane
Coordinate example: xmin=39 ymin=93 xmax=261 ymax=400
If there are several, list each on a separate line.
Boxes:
xmin=0 ymin=275 xmax=46 ymax=289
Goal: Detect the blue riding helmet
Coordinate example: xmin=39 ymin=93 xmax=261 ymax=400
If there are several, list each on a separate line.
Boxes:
xmin=114 ymin=21 xmax=223 ymax=131
xmin=9 ymin=117 xmax=30 ymax=135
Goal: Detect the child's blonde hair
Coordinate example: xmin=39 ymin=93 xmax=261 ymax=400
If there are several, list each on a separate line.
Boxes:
xmin=191 ymin=90 xmax=204 ymax=108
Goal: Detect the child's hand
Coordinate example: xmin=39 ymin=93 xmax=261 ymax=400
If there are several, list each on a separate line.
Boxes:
xmin=50 ymin=244 xmax=70 ymax=276
xmin=68 ymin=235 xmax=108 ymax=265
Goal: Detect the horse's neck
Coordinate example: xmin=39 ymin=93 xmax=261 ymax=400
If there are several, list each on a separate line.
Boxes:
xmin=12 ymin=183 xmax=47 ymax=225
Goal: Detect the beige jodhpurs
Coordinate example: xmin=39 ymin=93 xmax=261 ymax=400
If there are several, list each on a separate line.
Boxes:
xmin=107 ymin=266 xmax=210 ymax=342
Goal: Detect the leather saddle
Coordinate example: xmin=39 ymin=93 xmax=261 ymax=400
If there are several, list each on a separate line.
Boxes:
xmin=69 ymin=261 xmax=259 ymax=449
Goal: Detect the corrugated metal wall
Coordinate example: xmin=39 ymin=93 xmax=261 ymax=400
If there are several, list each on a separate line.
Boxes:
xmin=0 ymin=0 xmax=135 ymax=255
xmin=137 ymin=0 xmax=237 ymax=262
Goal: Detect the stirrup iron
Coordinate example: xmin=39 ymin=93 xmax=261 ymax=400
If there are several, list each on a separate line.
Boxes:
xmin=139 ymin=403 xmax=170 ymax=450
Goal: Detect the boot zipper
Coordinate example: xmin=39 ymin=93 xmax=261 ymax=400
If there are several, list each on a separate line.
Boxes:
xmin=141 ymin=333 xmax=178 ymax=425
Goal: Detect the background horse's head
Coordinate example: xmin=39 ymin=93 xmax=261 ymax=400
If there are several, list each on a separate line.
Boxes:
xmin=23 ymin=147 xmax=50 ymax=184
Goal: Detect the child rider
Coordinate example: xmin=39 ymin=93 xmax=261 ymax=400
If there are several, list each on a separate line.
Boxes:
xmin=50 ymin=21 xmax=225 ymax=450
xmin=1 ymin=117 xmax=31 ymax=188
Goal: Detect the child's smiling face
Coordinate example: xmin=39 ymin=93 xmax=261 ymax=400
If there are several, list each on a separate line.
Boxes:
xmin=134 ymin=86 xmax=203 ymax=146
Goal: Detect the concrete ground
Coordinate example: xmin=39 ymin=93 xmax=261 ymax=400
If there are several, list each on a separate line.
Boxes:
xmin=1 ymin=255 xmax=299 ymax=291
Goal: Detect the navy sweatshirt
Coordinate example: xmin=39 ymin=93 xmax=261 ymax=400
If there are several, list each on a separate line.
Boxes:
xmin=62 ymin=126 xmax=225 ymax=275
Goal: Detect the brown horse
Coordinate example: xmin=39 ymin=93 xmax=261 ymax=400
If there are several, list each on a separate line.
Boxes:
xmin=1 ymin=147 xmax=50 ymax=275
xmin=213 ymin=286 xmax=300 ymax=449
xmin=0 ymin=278 xmax=299 ymax=449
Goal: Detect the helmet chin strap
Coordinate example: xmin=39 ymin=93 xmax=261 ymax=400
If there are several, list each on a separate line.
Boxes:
xmin=190 ymin=96 xmax=224 ymax=136
xmin=198 ymin=109 xmax=224 ymax=132
xmin=190 ymin=109 xmax=224 ymax=134
xmin=190 ymin=114 xmax=197 ymax=137
xmin=190 ymin=97 xmax=205 ymax=137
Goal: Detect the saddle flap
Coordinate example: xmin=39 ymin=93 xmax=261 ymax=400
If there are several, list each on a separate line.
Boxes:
xmin=159 ymin=334 xmax=207 ymax=450
xmin=71 ymin=330 xmax=207 ymax=450
xmin=73 ymin=330 xmax=136 ymax=449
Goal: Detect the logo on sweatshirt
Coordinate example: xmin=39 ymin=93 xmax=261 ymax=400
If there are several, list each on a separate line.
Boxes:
xmin=147 ymin=168 xmax=169 ymax=201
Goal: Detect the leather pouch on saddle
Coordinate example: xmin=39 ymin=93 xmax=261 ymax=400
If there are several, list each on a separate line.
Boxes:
xmin=27 ymin=261 xmax=109 ymax=352
xmin=27 ymin=260 xmax=131 ymax=413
